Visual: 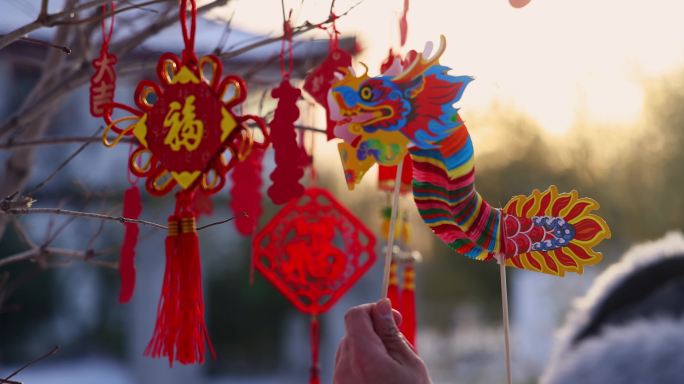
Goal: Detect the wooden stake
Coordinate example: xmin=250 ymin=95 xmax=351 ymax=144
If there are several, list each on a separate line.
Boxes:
xmin=381 ymin=158 xmax=404 ymax=298
xmin=497 ymin=254 xmax=513 ymax=384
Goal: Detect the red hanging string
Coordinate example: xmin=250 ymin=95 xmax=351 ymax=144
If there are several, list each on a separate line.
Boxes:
xmin=399 ymin=0 xmax=410 ymax=47
xmin=280 ymin=12 xmax=294 ymax=79
xmin=309 ymin=315 xmax=321 ymax=384
xmin=179 ymin=0 xmax=198 ymax=64
xmin=119 ymin=185 xmax=141 ymax=303
xmin=101 ymin=1 xmax=115 ymax=51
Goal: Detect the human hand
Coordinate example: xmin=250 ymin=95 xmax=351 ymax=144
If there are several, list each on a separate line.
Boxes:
xmin=333 ymin=299 xmax=432 ymax=384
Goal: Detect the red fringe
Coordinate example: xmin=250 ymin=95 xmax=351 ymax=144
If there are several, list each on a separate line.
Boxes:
xmin=400 ymin=263 xmax=417 ymax=351
xmin=387 ymin=260 xmax=402 ymax=314
xmin=119 ymin=185 xmax=141 ymax=303
xmin=145 ymin=193 xmax=214 ymax=365
xmin=309 ymin=316 xmax=320 ymax=384
xmin=230 ymin=147 xmax=265 ymax=235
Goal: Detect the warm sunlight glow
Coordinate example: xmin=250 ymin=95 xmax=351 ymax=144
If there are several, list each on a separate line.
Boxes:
xmin=216 ymin=0 xmax=684 ymax=136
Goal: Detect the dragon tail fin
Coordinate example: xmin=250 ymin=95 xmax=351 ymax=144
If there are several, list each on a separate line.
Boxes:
xmin=502 ymin=186 xmax=611 ymax=276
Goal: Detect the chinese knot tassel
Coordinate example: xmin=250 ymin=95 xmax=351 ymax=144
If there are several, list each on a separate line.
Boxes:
xmin=145 ymin=192 xmax=214 ymax=365
xmin=400 ymin=263 xmax=417 ymax=351
xmin=309 ymin=316 xmax=321 ymax=384
xmin=387 ymin=260 xmax=402 ymax=313
xmin=119 ymin=185 xmax=141 ymax=303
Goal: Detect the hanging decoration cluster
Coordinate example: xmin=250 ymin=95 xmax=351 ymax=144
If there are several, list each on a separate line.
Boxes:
xmin=250 ymin=13 xmax=377 ymax=383
xmin=96 ymin=0 xmax=268 ymax=365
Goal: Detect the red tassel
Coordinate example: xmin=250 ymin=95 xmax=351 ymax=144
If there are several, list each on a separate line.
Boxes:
xmin=387 ymin=260 xmax=402 ymax=314
xmin=119 ymin=185 xmax=141 ymax=303
xmin=400 ymin=263 xmax=417 ymax=351
xmin=230 ymin=147 xmax=265 ymax=236
xmin=145 ymin=192 xmax=214 ymax=365
xmin=309 ymin=316 xmax=320 ymax=384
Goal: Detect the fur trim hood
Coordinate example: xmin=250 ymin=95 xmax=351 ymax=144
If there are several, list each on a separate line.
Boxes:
xmin=541 ymin=231 xmax=684 ymax=384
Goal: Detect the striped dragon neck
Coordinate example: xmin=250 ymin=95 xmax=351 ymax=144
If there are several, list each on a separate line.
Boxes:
xmin=411 ymin=122 xmax=503 ymax=261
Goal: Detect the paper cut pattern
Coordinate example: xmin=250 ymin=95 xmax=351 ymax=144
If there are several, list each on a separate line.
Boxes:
xmin=253 ymin=187 xmax=376 ymax=314
xmin=329 ymin=36 xmax=611 ymax=276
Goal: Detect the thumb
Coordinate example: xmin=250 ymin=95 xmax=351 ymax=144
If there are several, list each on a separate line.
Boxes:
xmin=371 ymin=298 xmax=416 ymax=364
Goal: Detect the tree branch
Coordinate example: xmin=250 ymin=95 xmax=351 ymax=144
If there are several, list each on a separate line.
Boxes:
xmin=0 ymin=123 xmax=325 ymax=150
xmin=4 ymin=207 xmax=168 ymax=229
xmin=3 ymin=206 xmax=237 ymax=232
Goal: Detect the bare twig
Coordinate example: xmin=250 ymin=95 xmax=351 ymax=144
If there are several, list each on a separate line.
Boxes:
xmin=196 ymin=215 xmax=238 ymax=231
xmin=1 ymin=0 xmax=109 ymax=50
xmin=213 ymin=10 xmax=235 ymax=55
xmin=51 ymin=0 xmax=172 ymax=26
xmin=25 ymin=127 xmax=101 ymax=196
xmin=0 ymin=246 xmax=112 ymax=269
xmin=2 ymin=345 xmax=59 ymax=383
xmin=19 ymin=36 xmax=71 ymax=54
xmin=4 ymin=206 xmax=238 ymax=233
xmin=0 ymin=136 xmax=131 ymax=149
xmin=0 ymin=0 xmax=177 ymax=50
xmin=0 ymin=123 xmax=325 ymax=150
xmin=12 ymin=220 xmax=35 ymax=248
xmin=4 ymin=207 xmax=168 ymax=229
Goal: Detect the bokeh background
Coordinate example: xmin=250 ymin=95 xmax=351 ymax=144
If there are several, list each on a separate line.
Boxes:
xmin=2 ymin=0 xmax=684 ymax=383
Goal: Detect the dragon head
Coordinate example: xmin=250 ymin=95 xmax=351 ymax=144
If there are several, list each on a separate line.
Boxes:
xmin=328 ymin=36 xmax=473 ymax=190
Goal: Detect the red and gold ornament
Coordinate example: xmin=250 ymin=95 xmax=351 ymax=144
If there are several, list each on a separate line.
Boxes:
xmin=100 ymin=0 xmax=268 ymax=365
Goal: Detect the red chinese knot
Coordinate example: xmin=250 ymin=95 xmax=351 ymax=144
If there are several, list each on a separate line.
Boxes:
xmin=252 ymin=187 xmax=377 ymax=315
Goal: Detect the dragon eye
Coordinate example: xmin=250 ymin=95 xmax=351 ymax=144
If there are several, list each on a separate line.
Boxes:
xmin=359 ymin=86 xmax=373 ymax=101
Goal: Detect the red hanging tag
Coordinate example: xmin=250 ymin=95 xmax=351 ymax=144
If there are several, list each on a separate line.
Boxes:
xmin=268 ymin=79 xmax=305 ymax=204
xmin=303 ymin=16 xmax=352 ymax=141
xmin=119 ymin=185 xmax=141 ymax=303
xmin=231 ymin=147 xmax=265 ymax=235
xmin=268 ymin=17 xmax=305 ymax=204
xmin=90 ymin=1 xmax=117 ymax=118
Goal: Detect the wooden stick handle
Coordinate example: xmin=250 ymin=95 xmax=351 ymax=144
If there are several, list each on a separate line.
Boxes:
xmin=381 ymin=158 xmax=404 ymax=298
xmin=497 ymin=254 xmax=513 ymax=384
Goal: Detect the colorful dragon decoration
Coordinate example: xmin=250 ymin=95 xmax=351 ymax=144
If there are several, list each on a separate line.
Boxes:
xmin=328 ymin=36 xmax=611 ymax=276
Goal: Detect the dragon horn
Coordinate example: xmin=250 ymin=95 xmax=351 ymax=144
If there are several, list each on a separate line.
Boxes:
xmin=393 ymin=35 xmax=447 ymax=83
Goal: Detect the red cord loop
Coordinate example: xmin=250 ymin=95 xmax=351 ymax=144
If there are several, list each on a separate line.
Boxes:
xmin=280 ymin=11 xmax=294 ymax=80
xmin=179 ymin=0 xmax=198 ymax=64
xmin=100 ymin=1 xmax=115 ymax=52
